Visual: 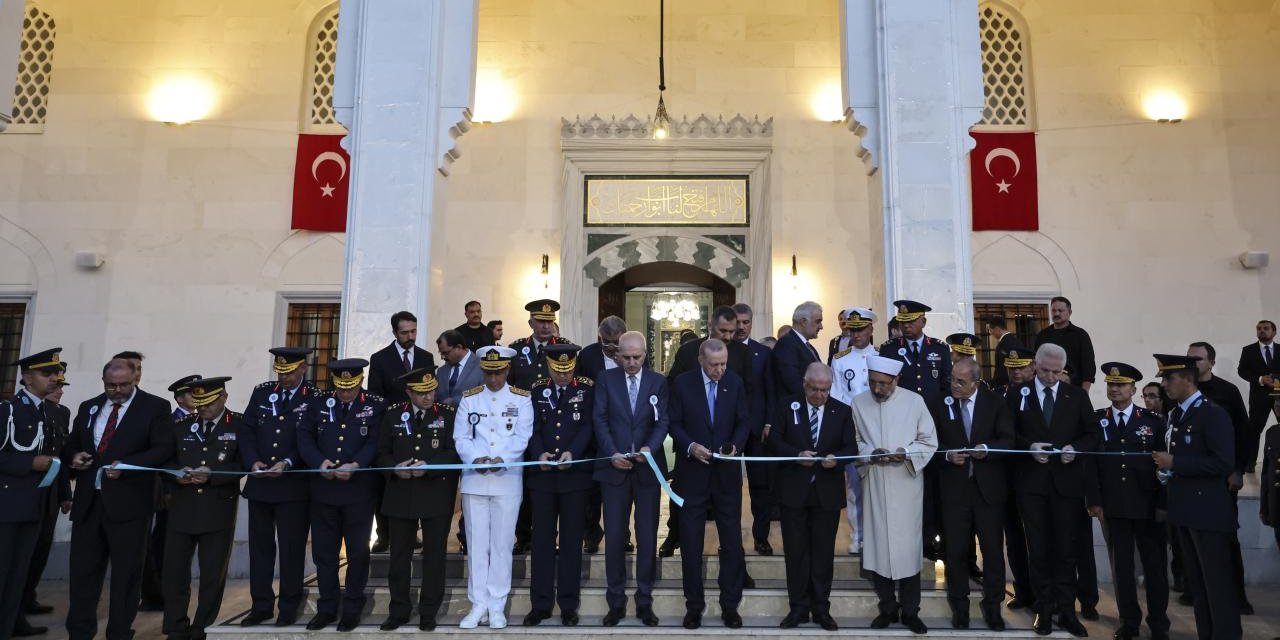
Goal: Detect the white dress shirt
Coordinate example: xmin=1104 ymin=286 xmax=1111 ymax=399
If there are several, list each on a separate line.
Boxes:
xmin=94 ymin=388 xmax=137 ymax=448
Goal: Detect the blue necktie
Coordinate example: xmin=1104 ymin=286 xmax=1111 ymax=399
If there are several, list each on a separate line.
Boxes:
xmin=706 ymin=380 xmax=716 ymax=422
xmin=448 ymin=364 xmax=459 ymax=390
xmin=809 ymin=406 xmax=820 ymax=447
xmin=1042 ymin=387 xmax=1055 ymax=425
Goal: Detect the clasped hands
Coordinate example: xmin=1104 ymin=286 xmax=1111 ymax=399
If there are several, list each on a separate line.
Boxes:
xmin=318 ymin=459 xmax=358 ymax=480
xmin=395 ymin=459 xmax=427 ymax=479
xmin=538 ymin=451 xmax=574 ymax=470
xmin=796 ymin=450 xmax=837 ymax=469
xmin=1029 ymin=442 xmax=1076 ymax=464
xmin=869 ymin=447 xmax=908 ymax=465
xmin=689 ymin=443 xmax=734 ymax=464
xmin=470 ymin=456 xmax=505 ymax=473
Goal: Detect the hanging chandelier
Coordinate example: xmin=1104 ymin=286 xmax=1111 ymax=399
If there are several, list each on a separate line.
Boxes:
xmin=650 ymin=295 xmax=698 ymax=324
xmin=652 ymin=0 xmax=671 ymax=140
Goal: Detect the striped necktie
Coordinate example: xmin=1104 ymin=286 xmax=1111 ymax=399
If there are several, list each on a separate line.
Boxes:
xmin=809 ymin=406 xmax=820 ymax=447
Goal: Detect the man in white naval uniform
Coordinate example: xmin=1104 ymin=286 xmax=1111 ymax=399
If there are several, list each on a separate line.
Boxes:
xmin=829 ymin=307 xmax=878 ymax=555
xmin=454 ymin=346 xmax=534 ymax=629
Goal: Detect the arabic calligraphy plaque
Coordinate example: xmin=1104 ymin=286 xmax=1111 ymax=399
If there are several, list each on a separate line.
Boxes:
xmin=584 ymin=176 xmax=749 ymax=227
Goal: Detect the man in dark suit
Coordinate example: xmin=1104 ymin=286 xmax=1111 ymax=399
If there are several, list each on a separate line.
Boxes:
xmin=1084 ymin=363 xmax=1170 ymax=640
xmin=998 ymin=346 xmax=1037 ymax=610
xmin=1237 ymin=319 xmax=1277 ymax=474
xmin=592 ymin=331 xmax=668 ymax=628
xmin=455 ymin=300 xmax=496 ymax=352
xmin=435 ymin=329 xmax=481 ymax=408
xmin=368 ymin=310 xmax=436 ymax=406
xmin=734 ymin=303 xmax=778 ymax=554
xmin=934 ymin=357 xmax=1014 ymax=631
xmin=773 ymin=301 xmax=824 ymax=399
xmin=575 ymin=315 xmax=627 ymax=553
xmin=63 ymin=358 xmax=174 ymax=640
xmin=1005 ymin=342 xmax=1097 ymax=637
xmin=769 ymin=363 xmax=857 ymax=631
xmin=983 ymin=316 xmax=1024 ymax=387
xmin=1152 ymin=354 xmax=1241 ymax=640
xmin=669 ymin=339 xmax=750 ymax=630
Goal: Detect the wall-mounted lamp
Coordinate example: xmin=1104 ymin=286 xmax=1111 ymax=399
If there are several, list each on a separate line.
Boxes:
xmin=1142 ymin=90 xmax=1187 ymax=123
xmin=472 ymin=68 xmax=516 ymax=123
xmin=540 ymin=253 xmax=550 ymax=289
xmin=147 ymin=74 xmax=217 ymax=126
xmin=811 ymin=81 xmax=845 ymax=123
xmin=790 ymin=254 xmax=798 ymax=277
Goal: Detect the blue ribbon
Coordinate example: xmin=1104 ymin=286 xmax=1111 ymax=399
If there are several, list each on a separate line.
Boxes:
xmin=37 ymin=457 xmax=60 ymax=489
xmin=714 ymin=447 xmax=1158 ymax=464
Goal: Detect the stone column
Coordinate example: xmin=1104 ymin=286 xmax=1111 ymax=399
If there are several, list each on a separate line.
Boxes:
xmin=0 ymin=0 xmax=26 ymax=132
xmin=840 ymin=0 xmax=984 ymax=334
xmin=332 ymin=0 xmax=476 ymax=357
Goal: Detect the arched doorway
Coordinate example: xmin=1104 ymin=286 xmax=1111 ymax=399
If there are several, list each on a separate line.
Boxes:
xmin=597 ymin=262 xmax=735 ymax=373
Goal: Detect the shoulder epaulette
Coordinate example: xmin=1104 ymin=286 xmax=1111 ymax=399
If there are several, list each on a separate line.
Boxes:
xmin=833 ymin=347 xmax=853 ymax=360
xmin=394 ymin=401 xmax=411 ymax=411
xmin=463 ymin=386 xmax=483 ymax=397
xmin=510 ymin=338 xmax=530 ymax=347
xmin=364 ymin=392 xmax=385 ymax=403
xmin=255 ymin=381 xmax=276 ymax=389
xmin=436 ymin=403 xmax=457 ymax=414
xmin=531 ymin=378 xmax=551 ymax=389
xmin=175 ymin=413 xmax=198 ymax=424
xmin=576 ymin=376 xmax=595 ymax=386
xmin=225 ymin=409 xmax=244 ymax=420
xmin=511 ymin=387 xmax=531 ymax=397
xmin=925 ymin=336 xmax=942 ymax=346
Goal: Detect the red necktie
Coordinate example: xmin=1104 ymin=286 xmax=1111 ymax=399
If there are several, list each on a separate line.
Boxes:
xmin=97 ymin=402 xmax=122 ymax=455
xmin=402 ymin=349 xmax=412 ymax=371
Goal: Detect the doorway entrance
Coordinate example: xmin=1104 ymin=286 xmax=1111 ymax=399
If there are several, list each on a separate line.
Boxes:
xmin=597 ymin=262 xmax=734 ymax=374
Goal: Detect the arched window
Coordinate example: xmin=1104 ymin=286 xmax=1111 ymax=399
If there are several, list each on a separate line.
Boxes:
xmin=977 ymin=3 xmax=1032 ymax=129
xmin=8 ymin=2 xmax=56 ymax=132
xmin=302 ymin=4 xmax=341 ymax=131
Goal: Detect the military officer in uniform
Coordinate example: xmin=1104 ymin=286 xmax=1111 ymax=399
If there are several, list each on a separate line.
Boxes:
xmin=1260 ymin=381 xmax=1280 ymax=560
xmin=830 ymin=307 xmax=877 ymax=555
xmin=523 ymin=344 xmax=595 ymax=627
xmin=998 ymin=346 xmax=1038 ymax=610
xmin=169 ymin=375 xmax=201 ymax=421
xmin=161 ymin=377 xmax=242 ymax=640
xmin=297 ymin=358 xmax=386 ymax=632
xmin=0 ymin=349 xmax=63 ymax=640
xmin=376 ymin=368 xmax=459 ymax=632
xmin=946 ymin=332 xmax=981 ymax=366
xmin=1151 ymin=354 xmax=1240 ymax=640
xmin=1084 ymin=363 xmax=1170 ymax=640
xmin=236 ymin=347 xmax=318 ymax=627
xmin=454 ymin=346 xmax=534 ymax=630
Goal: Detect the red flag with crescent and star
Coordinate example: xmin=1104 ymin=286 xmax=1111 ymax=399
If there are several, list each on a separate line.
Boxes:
xmin=969 ymin=131 xmax=1038 ymax=231
xmin=291 ymin=133 xmax=350 ymax=232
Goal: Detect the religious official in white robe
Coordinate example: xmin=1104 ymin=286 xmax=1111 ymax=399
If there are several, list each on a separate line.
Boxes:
xmin=852 ymin=355 xmax=937 ymax=634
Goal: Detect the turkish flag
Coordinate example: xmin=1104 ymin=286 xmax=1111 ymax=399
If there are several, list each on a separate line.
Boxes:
xmin=291 ymin=133 xmax=350 ymax=232
xmin=969 ymin=131 xmax=1038 ymax=231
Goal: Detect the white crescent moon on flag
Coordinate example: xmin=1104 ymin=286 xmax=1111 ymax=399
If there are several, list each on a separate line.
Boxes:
xmin=983 ymin=147 xmax=1021 ymax=177
xmin=311 ymin=151 xmax=347 ymax=183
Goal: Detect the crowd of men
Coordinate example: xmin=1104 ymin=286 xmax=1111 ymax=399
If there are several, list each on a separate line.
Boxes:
xmin=0 ymin=297 xmax=1276 ymax=640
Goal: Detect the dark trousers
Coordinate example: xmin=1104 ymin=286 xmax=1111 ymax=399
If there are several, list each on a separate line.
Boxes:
xmin=1016 ymin=490 xmax=1080 ymax=616
xmin=940 ymin=480 xmax=1006 ymax=611
xmin=20 ymin=489 xmax=59 ymax=612
xmin=530 ymin=489 xmax=588 ymax=612
xmin=139 ymin=508 xmax=168 ymax=606
xmin=584 ymin=484 xmax=605 ymax=547
xmin=515 ymin=485 xmax=532 ymax=545
xmin=311 ymin=502 xmax=374 ymax=618
xmin=922 ymin=464 xmax=941 ymax=558
xmin=65 ymin=500 xmax=150 ymax=640
xmin=246 ymin=499 xmax=309 ymax=617
xmin=1179 ymin=527 xmax=1241 ymax=640
xmin=0 ymin=521 xmax=40 ymax=640
xmin=677 ymin=486 xmax=744 ymax=612
xmin=1004 ymin=496 xmax=1033 ymax=603
xmin=1073 ymin=506 xmax=1099 ymax=607
xmin=745 ymin=438 xmax=775 ymax=543
xmin=1228 ymin=493 xmax=1250 ymax=604
xmin=1168 ymin=521 xmax=1184 ymax=587
xmin=1105 ymin=517 xmax=1169 ymax=635
xmin=601 ymin=476 xmax=659 ymax=610
xmin=161 ymin=527 xmax=235 ymax=640
xmin=386 ymin=514 xmax=450 ymax=621
xmin=779 ymin=490 xmax=839 ymax=616
xmin=870 ymin=571 xmax=922 ymax=617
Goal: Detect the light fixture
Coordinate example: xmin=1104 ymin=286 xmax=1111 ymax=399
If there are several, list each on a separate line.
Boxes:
xmin=811 ymin=81 xmax=845 ymax=122
xmin=1142 ymin=90 xmax=1187 ymax=123
xmin=540 ymin=254 xmax=550 ymax=289
xmin=790 ymin=254 xmax=798 ymax=277
xmin=652 ymin=0 xmax=672 ymax=140
xmin=650 ymin=294 xmax=699 ymax=324
xmin=473 ymin=68 xmax=516 ymax=123
xmin=147 ymin=74 xmax=217 ymax=125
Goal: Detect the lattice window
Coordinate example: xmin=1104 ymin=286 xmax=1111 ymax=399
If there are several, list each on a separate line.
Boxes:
xmin=304 ymin=5 xmax=340 ymax=129
xmin=285 ymin=302 xmax=341 ymax=389
xmin=8 ymin=3 xmax=56 ymax=131
xmin=0 ymin=303 xmax=28 ymax=399
xmin=978 ymin=4 xmax=1030 ymax=128
xmin=973 ymin=302 xmax=1048 ymax=382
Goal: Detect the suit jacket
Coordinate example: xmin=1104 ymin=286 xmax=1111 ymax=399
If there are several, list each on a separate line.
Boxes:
xmin=577 ymin=342 xmax=615 ymax=382
xmin=526 ymin=377 xmax=596 ymax=492
xmin=1083 ymin=405 xmax=1164 ymax=520
xmin=436 ymin=352 xmax=482 ymax=408
xmin=376 ymin=402 xmax=460 ymax=519
xmin=1199 ymin=374 xmax=1252 ymax=472
xmin=238 ymin=381 xmax=321 ymax=503
xmin=1238 ymin=343 xmax=1279 ymax=412
xmin=1261 ymin=423 xmax=1280 ymax=526
xmin=297 ymin=389 xmax=386 ymax=506
xmin=931 ymin=387 xmax=1015 ymax=505
xmin=743 ymin=338 xmax=776 ymax=435
xmin=592 ymin=367 xmax=669 ymax=486
xmin=1166 ymin=395 xmax=1236 ymax=532
xmin=668 ymin=337 xmax=751 ymax=391
xmin=166 ymin=411 xmax=241 ymax=534
xmin=767 ymin=396 xmax=858 ymax=510
xmin=669 ymin=369 xmax=749 ymax=499
xmin=63 ymin=388 xmax=174 ymax=522
xmin=47 ymin=402 xmax=72 ymax=504
xmin=772 ymin=330 xmax=821 ymax=399
xmin=879 ymin=335 xmax=952 ymax=409
xmin=368 ymin=341 xmax=436 ymax=406
xmin=1005 ymin=380 xmax=1098 ymax=498
xmin=0 ymin=393 xmax=58 ymax=522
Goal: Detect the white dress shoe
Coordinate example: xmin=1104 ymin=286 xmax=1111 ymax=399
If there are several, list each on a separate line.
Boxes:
xmin=848 ymin=540 xmax=862 ymax=555
xmin=459 ymin=608 xmax=488 ymax=629
xmin=489 ymin=609 xmax=508 ymax=629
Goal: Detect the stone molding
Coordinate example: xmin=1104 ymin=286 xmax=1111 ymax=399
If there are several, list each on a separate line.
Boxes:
xmin=561 ymin=113 xmax=772 ymax=140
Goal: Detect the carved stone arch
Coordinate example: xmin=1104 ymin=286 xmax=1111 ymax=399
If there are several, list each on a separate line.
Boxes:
xmin=261 ymin=230 xmax=345 ymax=282
xmin=582 ymin=234 xmax=750 ymax=288
xmin=0 ymin=216 xmax=55 ymax=286
xmin=972 ymin=232 xmax=1079 ymax=297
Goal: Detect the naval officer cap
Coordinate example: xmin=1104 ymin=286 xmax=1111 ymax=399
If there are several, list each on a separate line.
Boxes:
xmin=841 ymin=307 xmax=877 ymax=330
xmin=892 ymin=300 xmax=931 ymax=323
xmin=477 ymin=345 xmax=517 ymax=371
xmin=946 ymin=333 xmax=980 ymax=356
xmin=189 ymin=376 xmax=232 ymax=407
xmin=1101 ymin=362 xmax=1142 ymax=385
xmin=866 ymin=355 xmax=905 ymax=377
xmin=16 ymin=347 xmax=63 ymax=373
xmin=269 ymin=347 xmax=313 ymax=374
xmin=544 ymin=343 xmax=581 ymax=373
xmin=397 ymin=367 xmax=438 ymax=393
xmin=525 ymin=299 xmax=561 ymax=322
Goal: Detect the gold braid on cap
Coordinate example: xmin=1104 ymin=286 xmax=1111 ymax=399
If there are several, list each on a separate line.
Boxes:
xmin=950 ymin=338 xmax=977 ymax=356
xmin=479 ymin=350 xmax=510 ymax=371
xmin=405 ymin=374 xmax=438 ymax=393
xmin=1103 ymin=367 xmax=1136 ymax=385
xmin=189 ymin=385 xmax=224 ymax=407
xmin=894 ymin=307 xmax=924 ymax=323
xmin=1003 ymin=354 xmax=1032 ymax=368
xmin=24 ymin=352 xmax=61 ymax=371
xmin=332 ymin=370 xmax=364 ymax=390
xmin=547 ymin=353 xmax=577 ymax=373
xmin=841 ymin=315 xmax=873 ymax=330
xmin=272 ymin=356 xmax=303 ymax=374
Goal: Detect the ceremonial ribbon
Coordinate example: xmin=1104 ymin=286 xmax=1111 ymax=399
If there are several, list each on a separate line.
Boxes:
xmin=714 ymin=447 xmax=1159 ymax=463
xmin=37 ymin=457 xmax=60 ymax=488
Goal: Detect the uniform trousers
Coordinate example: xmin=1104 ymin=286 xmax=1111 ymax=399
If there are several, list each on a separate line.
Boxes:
xmin=869 ymin=571 xmax=922 ymax=617
xmin=1179 ymin=527 xmax=1241 ymax=640
xmin=161 ymin=526 xmax=235 ymax=640
xmin=19 ymin=489 xmax=59 ymax=615
xmin=600 ymin=475 xmax=660 ymax=611
xmin=845 ymin=465 xmax=863 ymax=549
xmin=461 ymin=493 xmax=522 ymax=612
xmin=65 ymin=499 xmax=150 ymax=640
xmin=745 ymin=438 xmax=775 ymax=543
xmin=139 ymin=508 xmax=168 ymax=606
xmin=311 ymin=502 xmax=374 ymax=617
xmin=1103 ymin=517 xmax=1169 ymax=635
xmin=246 ymin=500 xmax=309 ymax=617
xmin=940 ymin=478 xmax=1006 ymax=611
xmin=1073 ymin=507 xmax=1099 ymax=608
xmin=386 ymin=514 xmax=450 ymax=621
xmin=0 ymin=521 xmax=40 ymax=640
xmin=779 ymin=489 xmax=839 ymax=616
xmin=1016 ymin=490 xmax=1081 ymax=616
xmin=530 ymin=489 xmax=587 ymax=612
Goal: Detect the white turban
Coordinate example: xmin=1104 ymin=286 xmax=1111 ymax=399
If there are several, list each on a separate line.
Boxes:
xmin=866 ymin=355 xmax=904 ymax=376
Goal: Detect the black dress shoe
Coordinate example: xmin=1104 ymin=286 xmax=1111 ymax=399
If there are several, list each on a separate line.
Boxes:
xmin=561 ymin=610 xmax=579 ymax=626
xmin=902 ymin=614 xmax=928 ymax=634
xmin=951 ymin=610 xmax=970 ymax=629
xmin=11 ymin=624 xmax=47 ymax=637
xmin=625 ymin=540 xmax=635 ymax=552
xmin=744 ymin=572 xmax=757 ymax=589
xmin=512 ymin=539 xmax=531 ymax=554
xmin=870 ymin=612 xmax=899 ymax=629
xmin=984 ymin=611 xmax=1006 ymax=631
xmin=682 ymin=611 xmax=702 ymax=629
xmin=584 ymin=540 xmax=599 ymax=554
xmin=813 ymin=612 xmax=838 ymax=631
xmin=240 ymin=611 xmax=272 ymax=627
xmin=523 ymin=609 xmax=551 ymax=626
xmin=722 ymin=609 xmax=742 ymax=629
xmin=379 ymin=616 xmax=408 ymax=631
xmin=306 ymin=612 xmax=336 ymax=631
xmin=336 ymin=616 xmax=360 ymax=632
xmin=23 ymin=602 xmax=53 ymax=615
xmin=1007 ymin=598 xmax=1028 ymax=610
xmin=659 ymin=540 xmax=678 ymax=557
xmin=1080 ymin=604 xmax=1100 ymax=620
xmin=1033 ymin=614 xmax=1053 ymax=636
xmin=602 ymin=608 xmax=625 ymax=627
xmin=1241 ymin=600 xmax=1255 ymax=615
xmin=370 ymin=538 xmax=389 ymax=553
xmin=418 ymin=616 xmax=436 ymax=631
xmin=274 ymin=612 xmax=298 ymax=627
xmin=754 ymin=539 xmax=774 ymax=555
xmin=637 ymin=606 xmax=659 ymax=627
xmin=1056 ymin=614 xmax=1088 ymax=637
xmin=1112 ymin=629 xmax=1137 ymax=640
xmin=1148 ymin=631 xmax=1169 ymax=640
xmin=779 ymin=611 xmax=807 ymax=628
